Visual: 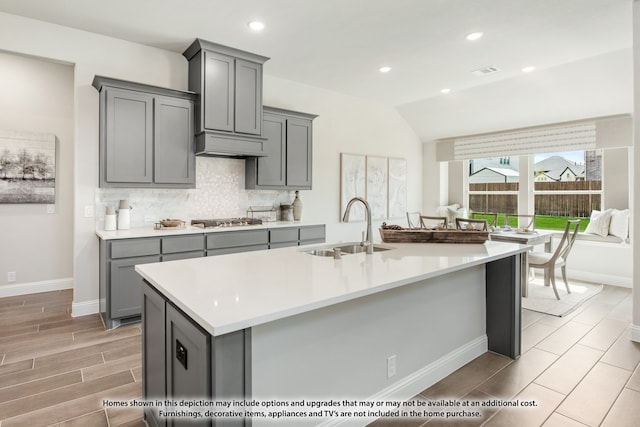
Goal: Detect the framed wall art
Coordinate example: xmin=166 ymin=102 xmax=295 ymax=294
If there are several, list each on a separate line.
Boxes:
xmin=366 ymin=156 xmax=388 ymax=220
xmin=340 ymin=153 xmax=366 ymax=221
xmin=388 ymin=157 xmax=407 ymax=219
xmin=340 ymin=152 xmax=407 ymax=222
xmin=0 ymin=129 xmax=56 ymax=204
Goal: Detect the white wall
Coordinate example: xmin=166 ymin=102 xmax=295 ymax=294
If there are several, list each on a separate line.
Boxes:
xmin=632 ymin=0 xmax=640 ymax=343
xmin=0 ymin=52 xmax=74 ymax=294
xmin=262 ymin=76 xmax=423 ymax=243
xmin=0 ymin=12 xmax=423 ymax=312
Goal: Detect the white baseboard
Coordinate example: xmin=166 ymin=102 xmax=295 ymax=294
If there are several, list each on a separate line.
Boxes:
xmin=319 ymin=335 xmax=488 ymax=427
xmin=71 ymin=299 xmax=100 ymax=318
xmin=566 ymin=270 xmax=632 ymax=288
xmin=0 ymin=278 xmax=73 ymax=297
xmin=631 ymin=325 xmax=640 ymax=343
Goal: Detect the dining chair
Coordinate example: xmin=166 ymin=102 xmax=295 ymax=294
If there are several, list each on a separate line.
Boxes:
xmin=406 ymin=211 xmax=423 ymax=228
xmin=420 ymin=215 xmax=448 ymax=229
xmin=470 ymin=212 xmax=498 ymax=227
xmin=506 ymin=214 xmax=536 ymax=230
xmin=528 ymin=219 xmax=581 ymax=299
xmin=455 ymin=218 xmax=488 ymax=231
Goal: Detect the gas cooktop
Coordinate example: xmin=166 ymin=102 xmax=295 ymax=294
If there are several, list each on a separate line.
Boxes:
xmin=191 ymin=218 xmax=263 ymax=228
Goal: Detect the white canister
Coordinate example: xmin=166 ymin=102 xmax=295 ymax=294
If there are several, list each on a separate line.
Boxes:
xmin=117 ymin=200 xmax=131 ymax=230
xmin=104 ymin=206 xmax=117 ymax=231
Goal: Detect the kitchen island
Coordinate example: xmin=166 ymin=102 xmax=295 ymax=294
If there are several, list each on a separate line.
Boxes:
xmin=136 ymin=240 xmax=527 ymax=427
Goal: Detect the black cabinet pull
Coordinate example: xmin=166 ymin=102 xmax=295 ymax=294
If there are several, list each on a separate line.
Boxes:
xmin=176 ymin=339 xmax=188 ymax=369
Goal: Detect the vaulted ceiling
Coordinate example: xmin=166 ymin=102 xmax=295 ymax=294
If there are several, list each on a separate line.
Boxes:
xmin=0 ymin=0 xmax=633 ymax=141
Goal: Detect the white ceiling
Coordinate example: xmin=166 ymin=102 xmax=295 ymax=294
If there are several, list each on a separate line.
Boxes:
xmin=0 ymin=0 xmax=633 ymax=139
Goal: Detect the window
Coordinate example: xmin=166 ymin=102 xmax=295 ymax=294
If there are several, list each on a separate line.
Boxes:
xmin=466 ymin=150 xmax=601 ymax=231
xmin=467 ymin=156 xmax=519 ymax=226
xmin=533 ymin=150 xmax=601 ymax=230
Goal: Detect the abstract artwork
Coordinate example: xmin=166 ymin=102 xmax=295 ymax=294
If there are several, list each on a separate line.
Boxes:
xmin=0 ymin=130 xmax=56 ymax=204
xmin=388 ymin=158 xmax=407 ymax=219
xmin=340 ymin=153 xmax=407 ymax=222
xmin=340 ymin=153 xmax=366 ymax=221
xmin=366 ymin=156 xmax=388 ymax=220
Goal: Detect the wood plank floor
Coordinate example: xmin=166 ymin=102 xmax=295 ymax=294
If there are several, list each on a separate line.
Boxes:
xmin=0 ymin=290 xmax=144 ymax=427
xmin=371 ymin=283 xmax=640 ymax=427
xmin=1 ymin=284 xmax=638 ymax=427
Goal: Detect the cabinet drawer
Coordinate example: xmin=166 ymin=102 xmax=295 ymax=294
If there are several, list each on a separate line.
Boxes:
xmin=111 ymin=238 xmax=161 ymax=259
xmin=269 ymin=241 xmax=298 ymax=250
xmin=207 ymin=244 xmax=268 ymax=257
xmin=300 ymin=225 xmax=326 ymax=242
xmin=162 ymin=235 xmax=204 ymax=254
xmin=269 ymin=227 xmax=299 ymax=244
xmin=206 ymin=230 xmax=268 ymax=249
xmin=163 ymin=251 xmax=205 ymax=262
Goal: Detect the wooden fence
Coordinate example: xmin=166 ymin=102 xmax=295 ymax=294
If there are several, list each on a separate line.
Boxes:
xmin=469 ymin=181 xmax=601 ymax=217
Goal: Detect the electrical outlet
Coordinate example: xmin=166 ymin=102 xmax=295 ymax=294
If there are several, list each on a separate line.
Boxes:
xmin=144 ymin=215 xmax=156 ymax=223
xmin=46 ymin=204 xmax=55 ymax=214
xmin=84 ymin=205 xmax=94 ymax=218
xmin=7 ymin=272 xmax=16 ymax=283
xmin=387 ymin=355 xmax=397 ymax=378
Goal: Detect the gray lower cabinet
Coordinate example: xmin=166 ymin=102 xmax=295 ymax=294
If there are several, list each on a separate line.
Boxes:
xmin=299 ymin=225 xmax=326 ymax=245
xmin=142 ymin=281 xmax=247 ymax=427
xmin=142 ymin=283 xmax=167 ymax=427
xmin=165 ymin=303 xmax=210 ymax=427
xmin=206 ymin=229 xmax=269 ymax=256
xmin=102 ymin=226 xmax=324 ymax=329
xmin=110 ymin=255 xmax=161 ymax=319
xmin=245 ymin=107 xmax=317 ymax=190
xmin=93 ymin=76 xmax=197 ymax=188
xmin=100 ymin=235 xmax=204 ymax=329
xmin=269 ymin=227 xmax=299 ymax=249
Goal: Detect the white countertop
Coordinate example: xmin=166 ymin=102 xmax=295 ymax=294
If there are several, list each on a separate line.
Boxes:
xmin=95 ymin=221 xmax=324 ymax=240
xmin=135 ymin=240 xmax=528 ymax=337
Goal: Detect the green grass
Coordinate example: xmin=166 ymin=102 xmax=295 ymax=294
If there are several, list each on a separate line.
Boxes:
xmin=534 ymin=215 xmax=589 ymax=232
xmin=487 ymin=213 xmax=589 ymax=231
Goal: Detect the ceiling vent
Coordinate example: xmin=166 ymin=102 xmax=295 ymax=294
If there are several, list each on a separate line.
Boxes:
xmin=471 ymin=66 xmax=501 ymax=76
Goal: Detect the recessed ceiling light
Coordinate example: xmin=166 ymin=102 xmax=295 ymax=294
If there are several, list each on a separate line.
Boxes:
xmin=441 ymin=88 xmax=451 ymax=94
xmin=522 ymin=66 xmax=536 ymax=73
xmin=248 ymin=21 xmax=265 ymax=31
xmin=466 ymin=32 xmax=484 ymax=41
xmin=379 ymin=66 xmax=392 ymax=73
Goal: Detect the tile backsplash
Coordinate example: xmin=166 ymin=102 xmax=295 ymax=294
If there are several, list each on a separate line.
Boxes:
xmin=95 ymin=157 xmax=294 ymax=229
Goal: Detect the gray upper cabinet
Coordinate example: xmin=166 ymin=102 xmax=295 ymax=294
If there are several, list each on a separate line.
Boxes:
xmin=246 ymin=107 xmax=317 ymax=190
xmin=104 ymin=88 xmax=153 ymax=184
xmin=154 ymin=96 xmax=195 ymax=185
xmin=183 ymin=39 xmax=270 ymax=157
xmin=93 ymin=76 xmax=197 ymax=188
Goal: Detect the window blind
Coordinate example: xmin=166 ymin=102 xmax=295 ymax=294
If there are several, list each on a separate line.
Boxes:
xmin=453 ymin=122 xmax=596 ymax=160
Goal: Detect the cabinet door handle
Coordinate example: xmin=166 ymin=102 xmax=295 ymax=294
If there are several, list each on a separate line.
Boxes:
xmin=176 ymin=339 xmax=188 ymax=369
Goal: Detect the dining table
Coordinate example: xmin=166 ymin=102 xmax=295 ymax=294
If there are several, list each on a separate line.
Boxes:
xmin=490 ymin=228 xmax=555 ymax=297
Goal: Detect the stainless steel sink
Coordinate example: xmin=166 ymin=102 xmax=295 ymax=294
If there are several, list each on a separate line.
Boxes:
xmin=333 ymin=243 xmax=392 ymax=254
xmin=301 ymin=242 xmax=394 ymax=256
xmin=303 ymin=249 xmax=339 ymax=257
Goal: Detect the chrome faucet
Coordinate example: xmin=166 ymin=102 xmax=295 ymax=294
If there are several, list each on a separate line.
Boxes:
xmin=342 ymin=197 xmax=374 ymax=254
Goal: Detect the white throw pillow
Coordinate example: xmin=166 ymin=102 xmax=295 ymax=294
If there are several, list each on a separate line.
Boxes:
xmin=437 ymin=204 xmax=460 ymax=224
xmin=609 ymin=209 xmax=630 ymax=240
xmin=584 ymin=209 xmax=613 ymax=237
xmin=456 ymin=207 xmax=468 ymax=219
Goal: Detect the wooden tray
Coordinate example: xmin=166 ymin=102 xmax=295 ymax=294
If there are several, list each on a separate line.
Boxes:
xmin=379 ymin=226 xmax=488 ymax=244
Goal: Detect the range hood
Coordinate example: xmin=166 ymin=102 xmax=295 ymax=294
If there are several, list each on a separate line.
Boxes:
xmin=195 ymin=131 xmax=267 ymax=158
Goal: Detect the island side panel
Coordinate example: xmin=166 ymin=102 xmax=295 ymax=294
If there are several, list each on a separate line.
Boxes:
xmin=249 ymin=265 xmax=487 ymax=411
xmin=485 ymin=253 xmax=522 ymax=359
xmin=142 ymin=281 xmax=249 ymax=427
